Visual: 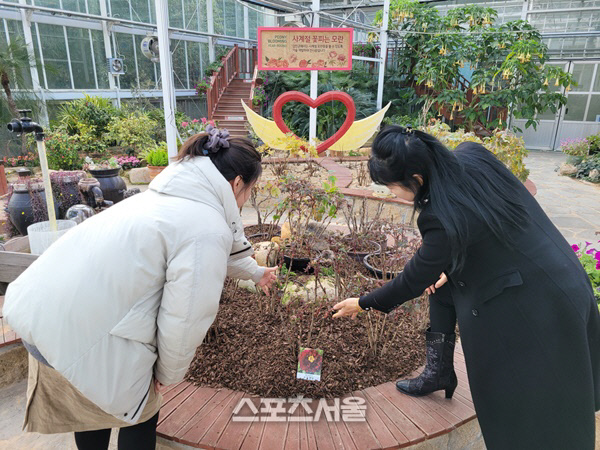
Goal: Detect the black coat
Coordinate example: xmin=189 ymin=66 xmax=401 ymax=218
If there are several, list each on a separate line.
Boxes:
xmin=359 ymin=183 xmax=600 ymax=449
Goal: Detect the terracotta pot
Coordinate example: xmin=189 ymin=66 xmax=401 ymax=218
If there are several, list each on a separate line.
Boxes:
xmin=147 ymin=165 xmax=167 ymax=180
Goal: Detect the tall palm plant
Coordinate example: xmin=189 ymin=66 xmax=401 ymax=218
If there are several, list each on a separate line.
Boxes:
xmin=0 ymin=37 xmax=32 ymax=119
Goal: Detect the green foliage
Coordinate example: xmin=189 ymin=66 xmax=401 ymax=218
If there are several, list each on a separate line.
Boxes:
xmin=423 ymin=120 xmax=529 ymax=181
xmin=586 ymin=133 xmax=600 ymax=155
xmin=560 ymin=138 xmax=590 ymax=157
xmin=44 ymin=130 xmax=84 ymax=170
xmin=105 ymin=112 xmax=159 ymax=153
xmin=141 ymin=142 xmax=169 ymax=166
xmin=58 ymin=95 xmax=118 ymax=138
xmin=574 ymin=154 xmax=600 ymax=182
xmin=572 ymin=242 xmax=600 ymax=302
xmin=371 ymin=0 xmax=573 ymax=133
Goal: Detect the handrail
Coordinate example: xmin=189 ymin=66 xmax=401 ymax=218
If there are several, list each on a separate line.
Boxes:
xmin=249 ymin=62 xmax=259 ymax=108
xmin=206 ymin=45 xmax=239 ymax=120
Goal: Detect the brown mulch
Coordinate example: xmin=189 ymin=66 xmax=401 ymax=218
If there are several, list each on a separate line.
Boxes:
xmin=186 ymin=280 xmax=427 ymax=399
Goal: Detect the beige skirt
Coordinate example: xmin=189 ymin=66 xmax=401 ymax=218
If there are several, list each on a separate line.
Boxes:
xmin=24 ymin=355 xmax=163 ymax=434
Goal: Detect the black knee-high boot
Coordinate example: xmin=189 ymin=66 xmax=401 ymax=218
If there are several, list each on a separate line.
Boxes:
xmin=396 ymin=328 xmax=457 ymax=398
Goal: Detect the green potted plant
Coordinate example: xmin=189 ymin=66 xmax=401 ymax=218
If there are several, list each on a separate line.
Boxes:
xmin=141 ymin=142 xmax=169 ymax=180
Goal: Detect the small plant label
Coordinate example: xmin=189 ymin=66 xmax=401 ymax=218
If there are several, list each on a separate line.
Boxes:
xmin=297 ymin=347 xmax=323 ymax=381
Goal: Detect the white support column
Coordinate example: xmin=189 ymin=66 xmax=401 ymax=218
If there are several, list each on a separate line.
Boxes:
xmin=155 ymin=0 xmax=178 ymax=161
xmin=206 ymin=0 xmax=215 ymax=62
xmin=309 ymin=0 xmax=319 ymax=146
xmin=99 ymin=0 xmax=117 ymax=98
xmin=376 ymin=0 xmax=389 ymax=110
xmin=19 ymin=0 xmax=49 ymax=125
xmin=243 ymin=4 xmax=249 ymax=77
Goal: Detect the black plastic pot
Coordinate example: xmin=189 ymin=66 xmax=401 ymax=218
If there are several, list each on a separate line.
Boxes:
xmin=342 ymin=236 xmax=381 ymax=263
xmin=363 ymin=253 xmax=403 ymax=280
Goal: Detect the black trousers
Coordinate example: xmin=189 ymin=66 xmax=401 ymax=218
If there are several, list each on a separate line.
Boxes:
xmin=429 ymin=284 xmax=457 ymax=334
xmin=74 ymin=411 xmax=159 ymax=450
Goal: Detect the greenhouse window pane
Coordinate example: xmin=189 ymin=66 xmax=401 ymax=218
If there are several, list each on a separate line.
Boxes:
xmin=35 ymin=24 xmax=71 ymax=89
xmin=586 ymin=95 xmax=600 ymax=122
xmin=169 ymin=0 xmax=183 ymax=28
xmin=67 ymin=27 xmax=97 ymax=89
xmin=171 ymin=40 xmax=188 ymax=89
xmin=113 ymin=33 xmax=136 ymax=89
xmin=197 ymin=0 xmax=208 ymax=32
xmin=128 ymin=0 xmax=151 ymax=23
xmin=34 ymin=0 xmax=61 ymax=9
xmin=187 ymin=42 xmax=202 ymax=88
xmin=594 ymin=69 xmax=600 ymax=93
xmin=571 ymin=63 xmax=594 ymax=92
xmin=213 ymin=0 xmax=224 ymax=35
xmin=249 ymin=9 xmax=257 ymax=40
xmin=61 ymin=0 xmax=87 ymax=13
xmin=183 ymin=0 xmax=199 ymax=31
xmin=110 ymin=0 xmax=132 ymax=20
xmin=90 ymin=30 xmax=109 ymax=89
xmin=564 ymin=94 xmax=588 ymax=121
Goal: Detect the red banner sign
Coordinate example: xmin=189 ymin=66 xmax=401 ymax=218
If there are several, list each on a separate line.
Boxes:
xmin=258 ymin=27 xmax=353 ymax=71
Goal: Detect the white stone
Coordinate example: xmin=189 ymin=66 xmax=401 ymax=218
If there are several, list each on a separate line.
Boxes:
xmin=558 ymin=163 xmax=578 ymax=176
xmin=253 ymin=241 xmax=280 ymax=267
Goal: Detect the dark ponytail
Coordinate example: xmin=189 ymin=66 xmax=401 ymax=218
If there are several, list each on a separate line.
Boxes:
xmin=176 ymin=132 xmax=262 ymax=185
xmin=369 ymin=125 xmax=529 ymax=272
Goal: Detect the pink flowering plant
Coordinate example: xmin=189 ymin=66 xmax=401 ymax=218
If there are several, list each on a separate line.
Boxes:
xmin=572 ymin=241 xmax=600 ymax=302
xmin=560 ymin=138 xmax=590 ymax=157
xmin=116 ymin=156 xmax=141 ymax=170
xmin=178 ymin=117 xmax=217 ymax=137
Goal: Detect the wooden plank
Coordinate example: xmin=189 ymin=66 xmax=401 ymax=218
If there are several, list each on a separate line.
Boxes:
xmin=306 ymin=399 xmax=333 ymax=450
xmin=158 ymin=383 xmax=197 ymax=425
xmin=284 ymin=399 xmax=301 ymax=450
xmin=240 ymin=400 xmax=268 ymax=450
xmin=376 ymin=382 xmax=446 ymax=438
xmin=177 ymin=388 xmax=237 ymax=445
xmin=0 ymin=251 xmax=37 ymax=283
xmin=157 ymin=386 xmax=218 ymax=438
xmin=161 ymin=381 xmax=188 ymax=398
xmin=202 ymin=391 xmax=246 ymax=447
xmin=327 ymin=413 xmax=358 ymax=450
xmin=360 ymin=388 xmax=410 ymax=449
xmin=337 ymin=394 xmax=383 ymax=450
xmin=362 ymin=387 xmax=425 ymax=445
xmin=426 ymin=391 xmax=476 ymax=425
xmin=260 ymin=401 xmax=290 ymax=450
xmin=216 ymin=397 xmax=261 ymax=450
xmin=352 ymin=391 xmax=399 ymax=450
xmin=303 ymin=401 xmax=318 ymax=450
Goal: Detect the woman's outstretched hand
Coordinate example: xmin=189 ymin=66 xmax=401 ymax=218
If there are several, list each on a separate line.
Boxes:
xmin=425 ymin=272 xmax=448 ymax=295
xmin=332 ymin=297 xmax=362 ymax=319
xmin=257 ymin=266 xmax=278 ymax=295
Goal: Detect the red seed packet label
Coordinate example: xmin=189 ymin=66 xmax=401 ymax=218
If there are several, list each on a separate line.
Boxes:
xmin=297 ymin=347 xmax=323 ymax=381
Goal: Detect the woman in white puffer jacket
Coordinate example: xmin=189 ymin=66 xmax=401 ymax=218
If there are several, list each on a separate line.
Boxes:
xmin=4 ymin=126 xmax=277 ymax=449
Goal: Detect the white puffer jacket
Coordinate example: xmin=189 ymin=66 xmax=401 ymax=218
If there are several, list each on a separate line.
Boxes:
xmin=4 ymin=156 xmax=264 ymax=424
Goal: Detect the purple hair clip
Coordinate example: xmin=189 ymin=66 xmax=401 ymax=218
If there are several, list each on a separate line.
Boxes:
xmin=202 ymin=125 xmax=230 ymax=155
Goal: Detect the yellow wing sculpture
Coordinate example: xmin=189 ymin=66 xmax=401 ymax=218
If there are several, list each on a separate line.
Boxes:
xmin=242 ymin=100 xmax=391 ymax=152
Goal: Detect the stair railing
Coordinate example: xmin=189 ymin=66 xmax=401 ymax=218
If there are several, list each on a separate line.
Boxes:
xmin=206 ymin=45 xmax=239 ymax=120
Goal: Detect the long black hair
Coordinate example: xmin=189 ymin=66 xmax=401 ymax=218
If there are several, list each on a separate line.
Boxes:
xmin=368 ymin=125 xmax=529 ymax=272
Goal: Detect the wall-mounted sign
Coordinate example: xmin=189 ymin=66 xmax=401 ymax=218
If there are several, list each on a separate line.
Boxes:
xmin=258 ymin=27 xmax=353 ymax=71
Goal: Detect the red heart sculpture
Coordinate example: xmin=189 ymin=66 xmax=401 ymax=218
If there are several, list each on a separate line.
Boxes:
xmin=273 ymin=91 xmax=356 ymax=154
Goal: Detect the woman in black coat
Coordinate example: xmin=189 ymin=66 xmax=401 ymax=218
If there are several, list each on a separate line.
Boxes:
xmin=333 ymin=125 xmax=600 ymax=449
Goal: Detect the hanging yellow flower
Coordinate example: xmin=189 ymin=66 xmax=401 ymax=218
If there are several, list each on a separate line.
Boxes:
xmin=554 ymin=79 xmax=560 ymax=86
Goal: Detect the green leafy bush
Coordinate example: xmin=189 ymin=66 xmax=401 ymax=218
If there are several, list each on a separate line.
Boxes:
xmin=141 ymin=142 xmax=169 ymax=166
xmin=575 ymin=154 xmax=600 ymax=182
xmin=58 ymin=95 xmax=118 ymax=138
xmin=45 ymin=130 xmax=84 ymax=170
xmin=105 ymin=112 xmax=159 ymax=154
xmin=572 ymin=242 xmax=600 ymax=303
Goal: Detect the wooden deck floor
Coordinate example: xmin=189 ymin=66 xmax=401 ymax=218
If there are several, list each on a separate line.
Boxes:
xmin=157 ymin=343 xmax=476 ymax=450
